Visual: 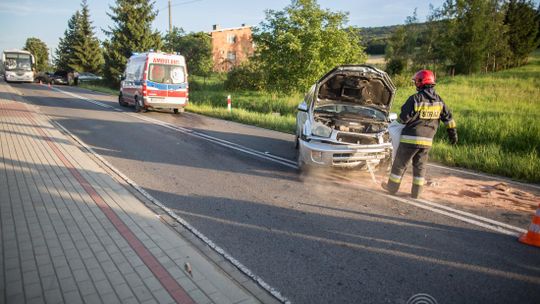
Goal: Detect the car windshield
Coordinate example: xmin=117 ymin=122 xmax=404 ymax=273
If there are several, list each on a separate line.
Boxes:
xmin=315 ymin=104 xmax=386 ymax=121
xmin=4 ymin=54 xmax=32 ymax=71
xmin=148 ymin=64 xmax=185 ymax=84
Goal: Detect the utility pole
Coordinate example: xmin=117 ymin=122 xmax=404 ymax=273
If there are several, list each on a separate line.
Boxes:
xmin=168 ymin=0 xmax=172 ymax=33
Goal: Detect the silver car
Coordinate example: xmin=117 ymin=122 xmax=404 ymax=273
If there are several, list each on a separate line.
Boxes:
xmin=296 ymin=65 xmax=397 ymax=170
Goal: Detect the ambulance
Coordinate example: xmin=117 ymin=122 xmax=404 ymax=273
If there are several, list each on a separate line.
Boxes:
xmin=119 ymin=52 xmax=188 ymax=114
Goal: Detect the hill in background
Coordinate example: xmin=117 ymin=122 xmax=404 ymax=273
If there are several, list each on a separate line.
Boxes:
xmin=358 ymin=25 xmax=399 ymax=55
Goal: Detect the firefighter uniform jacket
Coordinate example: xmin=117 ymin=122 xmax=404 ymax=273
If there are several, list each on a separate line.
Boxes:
xmin=398 ymin=87 xmax=456 ymax=148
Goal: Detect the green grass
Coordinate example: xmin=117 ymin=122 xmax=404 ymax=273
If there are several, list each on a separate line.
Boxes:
xmin=188 ymin=74 xmax=300 ymax=133
xmin=78 ymin=81 xmax=118 ymax=95
xmin=77 ymin=53 xmax=540 ymax=182
xmin=187 ymin=103 xmax=296 ymax=134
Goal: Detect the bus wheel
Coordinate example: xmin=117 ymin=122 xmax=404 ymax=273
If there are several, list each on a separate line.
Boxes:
xmin=173 ymin=109 xmax=179 ymax=114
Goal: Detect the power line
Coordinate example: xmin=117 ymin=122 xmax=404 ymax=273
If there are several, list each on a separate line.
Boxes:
xmin=157 ymin=0 xmax=203 ymax=33
xmin=158 ymin=0 xmax=202 ymax=11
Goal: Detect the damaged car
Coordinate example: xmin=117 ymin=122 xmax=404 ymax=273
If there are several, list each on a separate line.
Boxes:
xmin=296 ymin=65 xmax=397 ymax=171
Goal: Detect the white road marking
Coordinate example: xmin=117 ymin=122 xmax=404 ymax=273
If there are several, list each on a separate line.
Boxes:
xmin=52 ymin=120 xmax=291 ymax=304
xmin=358 ymin=185 xmax=524 ymax=237
xmin=49 ymin=85 xmax=530 ymax=239
xmin=51 ymin=85 xmax=299 ymax=169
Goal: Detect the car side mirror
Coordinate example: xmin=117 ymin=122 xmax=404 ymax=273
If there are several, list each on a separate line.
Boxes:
xmin=298 ymin=102 xmax=308 ymax=112
xmin=389 ymin=113 xmax=398 ymax=121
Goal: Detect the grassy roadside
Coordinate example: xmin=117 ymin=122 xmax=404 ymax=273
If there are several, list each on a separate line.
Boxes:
xmin=188 ymin=74 xmax=300 ymax=133
xmin=78 ymin=82 xmax=118 ymax=95
xmin=78 ymin=53 xmax=540 ymax=182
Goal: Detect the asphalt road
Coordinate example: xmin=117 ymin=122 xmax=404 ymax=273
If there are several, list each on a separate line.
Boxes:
xmin=10 ymin=82 xmax=540 ymax=304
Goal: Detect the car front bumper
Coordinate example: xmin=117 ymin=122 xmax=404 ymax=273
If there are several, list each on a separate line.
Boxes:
xmin=298 ymin=139 xmax=392 ymax=168
xmin=52 ymin=79 xmax=68 ymax=85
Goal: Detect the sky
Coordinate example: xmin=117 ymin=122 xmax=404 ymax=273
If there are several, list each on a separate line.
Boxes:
xmin=1 ymin=0 xmax=534 ymax=58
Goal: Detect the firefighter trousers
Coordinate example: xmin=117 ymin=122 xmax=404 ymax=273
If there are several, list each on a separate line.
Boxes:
xmin=386 ymin=144 xmax=430 ymax=198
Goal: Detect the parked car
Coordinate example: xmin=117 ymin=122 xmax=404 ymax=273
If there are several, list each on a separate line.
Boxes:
xmin=295 ymin=65 xmax=397 ymax=170
xmin=77 ymin=72 xmax=102 ymax=82
xmin=34 ymin=71 xmax=54 ymax=84
xmin=49 ymin=71 xmax=69 ymax=85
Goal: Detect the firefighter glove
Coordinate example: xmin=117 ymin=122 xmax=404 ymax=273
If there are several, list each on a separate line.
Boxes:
xmin=447 ymin=128 xmax=458 ymax=145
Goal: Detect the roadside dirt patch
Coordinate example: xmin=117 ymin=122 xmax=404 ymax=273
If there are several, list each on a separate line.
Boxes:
xmin=300 ymin=164 xmax=540 ymax=229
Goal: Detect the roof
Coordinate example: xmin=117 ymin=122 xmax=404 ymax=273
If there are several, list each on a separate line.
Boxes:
xmin=209 ymin=25 xmax=252 ymax=34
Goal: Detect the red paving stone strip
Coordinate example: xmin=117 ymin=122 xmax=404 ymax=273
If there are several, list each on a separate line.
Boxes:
xmin=1 ymin=101 xmax=195 ymax=304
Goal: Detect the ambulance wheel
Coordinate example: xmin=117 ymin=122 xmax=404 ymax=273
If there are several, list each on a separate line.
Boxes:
xmin=134 ymin=96 xmax=143 ymax=113
xmin=173 ymin=109 xmax=179 ymax=114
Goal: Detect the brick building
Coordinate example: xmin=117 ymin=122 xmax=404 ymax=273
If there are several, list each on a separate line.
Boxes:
xmin=210 ymin=24 xmax=254 ymax=72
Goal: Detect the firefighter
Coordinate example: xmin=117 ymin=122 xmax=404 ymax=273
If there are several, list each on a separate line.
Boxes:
xmin=383 ymin=70 xmax=458 ymax=199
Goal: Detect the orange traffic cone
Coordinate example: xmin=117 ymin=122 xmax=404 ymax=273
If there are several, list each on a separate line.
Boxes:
xmin=519 ymin=204 xmax=540 ymax=247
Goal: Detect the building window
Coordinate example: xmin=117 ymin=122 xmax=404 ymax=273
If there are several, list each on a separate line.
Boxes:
xmin=226 ymin=34 xmax=236 ymax=44
xmin=227 ymin=51 xmax=236 ymax=61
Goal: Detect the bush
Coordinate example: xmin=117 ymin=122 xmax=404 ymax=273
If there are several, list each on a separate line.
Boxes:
xmin=224 ymin=61 xmax=265 ymax=91
xmin=386 ymin=58 xmax=405 ymax=75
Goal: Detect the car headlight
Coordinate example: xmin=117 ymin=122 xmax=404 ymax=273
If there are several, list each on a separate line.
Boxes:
xmin=311 ymin=122 xmax=332 ymax=138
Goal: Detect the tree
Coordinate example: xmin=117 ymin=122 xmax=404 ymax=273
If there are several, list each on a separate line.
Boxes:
xmin=504 ymin=0 xmax=540 ymax=66
xmin=482 ymin=1 xmax=511 ymax=72
xmin=438 ymin=0 xmax=505 ymax=74
xmin=253 ymin=0 xmax=366 ymax=92
xmin=23 ymin=37 xmax=49 ymax=72
xmin=69 ymin=0 xmax=104 ymax=74
xmin=385 ymin=9 xmax=421 ymax=74
xmin=55 ymin=11 xmax=81 ymax=71
xmin=163 ymin=27 xmax=213 ymax=76
xmin=102 ymin=0 xmax=162 ymax=84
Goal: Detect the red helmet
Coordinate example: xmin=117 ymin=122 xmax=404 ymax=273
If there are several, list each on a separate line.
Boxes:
xmin=413 ymin=70 xmax=436 ymax=89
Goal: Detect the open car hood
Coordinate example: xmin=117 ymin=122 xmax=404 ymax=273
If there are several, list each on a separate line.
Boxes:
xmin=315 ymin=65 xmax=396 ymax=112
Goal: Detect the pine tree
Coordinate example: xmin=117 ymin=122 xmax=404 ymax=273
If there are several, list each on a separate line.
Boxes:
xmin=23 ymin=37 xmax=50 ymax=72
xmin=69 ymin=0 xmax=104 ymax=74
xmin=102 ymin=0 xmax=162 ymax=84
xmin=55 ymin=11 xmax=81 ymax=71
xmin=504 ymin=0 xmax=540 ymax=66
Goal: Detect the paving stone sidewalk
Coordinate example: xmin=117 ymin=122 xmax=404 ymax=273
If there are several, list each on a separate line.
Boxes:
xmin=0 ymin=81 xmax=272 ymax=304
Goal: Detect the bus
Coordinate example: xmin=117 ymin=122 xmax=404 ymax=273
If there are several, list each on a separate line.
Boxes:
xmin=2 ymin=49 xmax=35 ymax=83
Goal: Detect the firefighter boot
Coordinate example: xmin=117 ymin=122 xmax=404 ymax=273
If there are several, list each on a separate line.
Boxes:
xmin=384 ymin=180 xmax=400 ymax=195
xmin=411 ymin=184 xmax=423 ymax=199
